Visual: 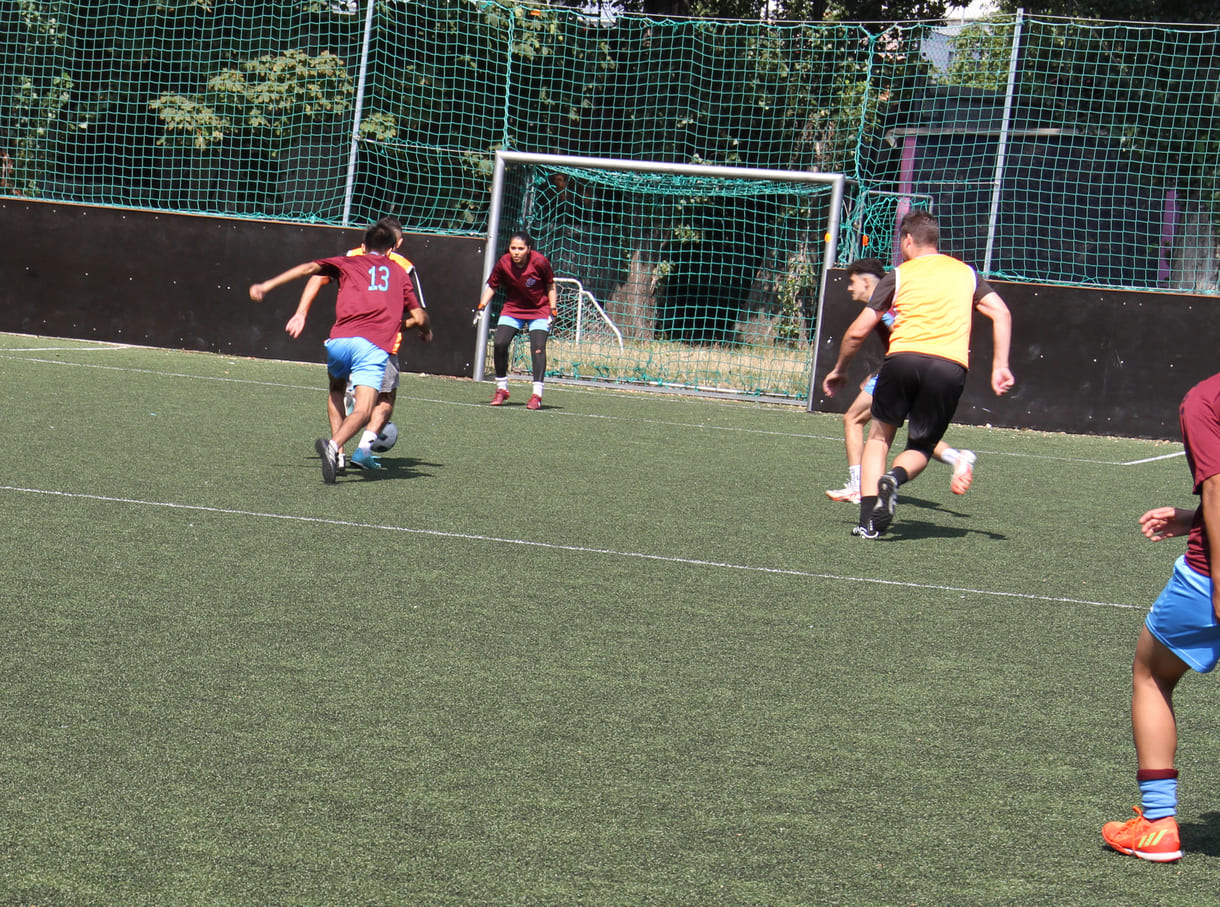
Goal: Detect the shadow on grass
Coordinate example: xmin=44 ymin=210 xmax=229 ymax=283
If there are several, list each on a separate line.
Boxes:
xmin=303 ymin=454 xmax=439 ymax=481
xmin=874 ymin=494 xmax=1007 ymax=541
xmin=1181 ymin=812 xmax=1220 ymax=857
xmin=894 ymin=493 xmax=969 ymax=518
xmin=347 ymin=456 xmax=437 ymax=481
xmin=885 ymin=519 xmax=1007 ymax=541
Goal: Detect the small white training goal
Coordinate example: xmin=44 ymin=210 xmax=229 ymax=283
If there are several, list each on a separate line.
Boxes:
xmin=552 ymin=277 xmax=624 ymax=351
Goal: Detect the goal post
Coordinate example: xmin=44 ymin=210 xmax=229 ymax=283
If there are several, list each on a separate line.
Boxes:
xmin=474 ymin=151 xmax=845 ymax=402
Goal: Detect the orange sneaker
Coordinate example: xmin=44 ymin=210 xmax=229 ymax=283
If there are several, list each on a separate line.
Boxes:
xmin=526 ymin=394 xmax=542 ymax=410
xmin=490 ymin=388 xmax=510 ymax=406
xmin=950 ymin=450 xmax=976 ymax=495
xmin=1102 ymin=807 xmax=1182 ymax=862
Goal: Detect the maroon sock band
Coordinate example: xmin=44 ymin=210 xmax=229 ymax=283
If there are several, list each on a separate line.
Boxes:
xmin=1137 ymin=768 xmax=1179 ymax=782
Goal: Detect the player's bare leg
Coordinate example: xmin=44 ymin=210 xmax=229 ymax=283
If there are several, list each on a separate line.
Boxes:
xmin=854 ymin=421 xmax=897 ymax=537
xmin=366 ymin=389 xmax=396 ymax=436
xmin=326 ymin=376 xmax=347 ymax=436
xmin=1131 ymin=626 xmax=1188 ymax=771
xmin=891 ymin=448 xmax=931 ymax=483
xmin=333 ymin=384 xmax=378 ymax=450
xmin=828 ymin=390 xmax=871 ymax=503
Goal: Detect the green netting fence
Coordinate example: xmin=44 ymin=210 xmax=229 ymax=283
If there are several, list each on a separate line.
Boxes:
xmin=4 ymin=2 xmax=1219 ymax=395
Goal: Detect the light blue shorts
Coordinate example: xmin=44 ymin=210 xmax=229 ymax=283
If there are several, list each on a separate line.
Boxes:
xmin=1146 ymin=555 xmax=1220 ymax=673
xmin=324 ymin=337 xmax=389 ymax=390
xmin=497 ymin=315 xmax=550 ymax=333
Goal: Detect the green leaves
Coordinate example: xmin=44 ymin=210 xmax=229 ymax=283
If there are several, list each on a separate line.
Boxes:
xmin=151 ymin=49 xmax=354 ymax=147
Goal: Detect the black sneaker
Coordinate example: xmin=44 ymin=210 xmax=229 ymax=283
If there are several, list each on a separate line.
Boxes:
xmin=315 ymin=437 xmax=338 ymax=485
xmin=851 ymin=524 xmax=880 ymax=539
xmin=873 ymin=474 xmax=898 ymax=534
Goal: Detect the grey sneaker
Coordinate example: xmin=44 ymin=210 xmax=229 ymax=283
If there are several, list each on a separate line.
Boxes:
xmin=315 ymin=438 xmax=338 ymax=485
xmin=873 ymin=474 xmax=898 ymax=534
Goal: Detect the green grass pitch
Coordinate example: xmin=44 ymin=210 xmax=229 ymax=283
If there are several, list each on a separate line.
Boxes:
xmin=2 ymin=334 xmax=1219 ymax=905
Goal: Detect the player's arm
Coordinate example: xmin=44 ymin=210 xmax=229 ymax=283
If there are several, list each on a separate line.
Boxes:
xmin=249 ymin=261 xmax=323 ymax=302
xmin=476 ymin=261 xmax=501 ymax=314
xmin=475 ymin=285 xmax=495 ymax=314
xmin=285 ymin=274 xmax=331 ymax=338
xmin=401 ymin=277 xmax=433 ymax=342
xmin=821 ymin=306 xmax=883 ymax=398
xmin=975 ymin=289 xmax=1014 ymax=396
xmin=546 ymin=277 xmax=558 ymax=319
xmin=404 ymin=304 xmax=433 ymax=342
xmin=1139 ymin=506 xmax=1196 ymax=541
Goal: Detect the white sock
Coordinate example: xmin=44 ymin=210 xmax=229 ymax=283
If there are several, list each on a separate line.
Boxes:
xmin=496 ymin=377 xmax=509 ymax=391
xmin=358 ymin=430 xmax=377 ymax=452
xmin=848 ymin=464 xmax=861 ymax=490
xmin=939 ymin=447 xmax=960 ymax=466
xmin=532 ymin=381 xmax=544 ymax=397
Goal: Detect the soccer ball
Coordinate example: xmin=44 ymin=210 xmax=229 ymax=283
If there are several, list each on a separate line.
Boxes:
xmin=370 ymin=422 xmax=398 ymax=453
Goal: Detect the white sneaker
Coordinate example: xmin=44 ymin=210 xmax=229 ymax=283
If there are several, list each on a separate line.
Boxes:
xmin=951 ymin=450 xmax=976 ymax=495
xmin=826 ymin=485 xmax=861 ymax=504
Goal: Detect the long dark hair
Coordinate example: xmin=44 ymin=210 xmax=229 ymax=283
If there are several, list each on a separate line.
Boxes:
xmin=505 ymin=230 xmax=535 ymax=254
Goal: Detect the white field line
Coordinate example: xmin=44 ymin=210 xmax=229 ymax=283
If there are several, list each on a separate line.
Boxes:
xmin=0 ymin=344 xmax=135 ymax=352
xmin=0 ymin=349 xmax=1185 ymax=465
xmin=2 ymin=484 xmax=1145 ymax=612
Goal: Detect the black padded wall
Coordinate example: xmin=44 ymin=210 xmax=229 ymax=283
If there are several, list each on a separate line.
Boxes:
xmin=0 ymin=200 xmax=484 ymax=377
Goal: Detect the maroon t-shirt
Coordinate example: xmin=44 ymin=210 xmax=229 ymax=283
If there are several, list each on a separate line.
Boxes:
xmin=487 ymin=250 xmax=554 ymax=320
xmin=316 ymin=252 xmax=417 ymax=354
xmin=1180 ymin=371 xmax=1220 ymax=577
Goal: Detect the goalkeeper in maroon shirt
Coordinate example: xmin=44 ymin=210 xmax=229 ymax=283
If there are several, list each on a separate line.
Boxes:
xmin=477 ymin=231 xmax=557 ymax=411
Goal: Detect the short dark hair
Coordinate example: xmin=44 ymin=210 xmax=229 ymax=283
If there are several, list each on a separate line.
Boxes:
xmin=508 ymin=230 xmax=535 ymax=250
xmin=899 ymin=210 xmax=939 ymax=249
xmin=376 ymin=215 xmax=403 ymax=237
xmin=845 ymin=258 xmax=885 ymax=280
xmin=363 ymin=222 xmax=398 ymax=254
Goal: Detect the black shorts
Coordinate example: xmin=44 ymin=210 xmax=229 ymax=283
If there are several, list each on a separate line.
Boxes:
xmin=870 ymin=352 xmax=967 ymax=454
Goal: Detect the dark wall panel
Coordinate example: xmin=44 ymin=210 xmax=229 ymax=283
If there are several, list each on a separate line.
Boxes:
xmin=813 ymin=271 xmax=1220 ymax=440
xmin=2 ymin=202 xmax=1215 ymax=440
xmin=0 ymin=200 xmax=483 ymax=377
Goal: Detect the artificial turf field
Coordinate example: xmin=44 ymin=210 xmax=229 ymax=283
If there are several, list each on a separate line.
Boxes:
xmin=3 ymin=333 xmax=1220 ymax=905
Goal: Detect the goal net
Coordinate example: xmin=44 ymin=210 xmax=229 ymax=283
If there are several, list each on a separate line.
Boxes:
xmin=474 ymin=152 xmax=845 ymax=401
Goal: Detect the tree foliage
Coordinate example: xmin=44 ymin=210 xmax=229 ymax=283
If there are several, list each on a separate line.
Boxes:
xmin=619 ymin=0 xmax=950 ymax=24
xmin=999 ymin=0 xmax=1220 ymax=23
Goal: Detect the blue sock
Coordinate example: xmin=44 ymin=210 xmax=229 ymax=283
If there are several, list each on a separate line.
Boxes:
xmin=1138 ymin=774 xmax=1178 ymax=821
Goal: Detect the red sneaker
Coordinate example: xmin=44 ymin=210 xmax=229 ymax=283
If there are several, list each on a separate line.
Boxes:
xmin=526 ymin=394 xmax=542 ymax=410
xmin=1102 ymin=807 xmax=1182 ymax=862
xmin=490 ymin=388 xmax=510 ymax=406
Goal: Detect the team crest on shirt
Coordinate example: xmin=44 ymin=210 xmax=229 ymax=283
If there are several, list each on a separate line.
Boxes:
xmin=525 ymin=277 xmax=538 ymax=287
